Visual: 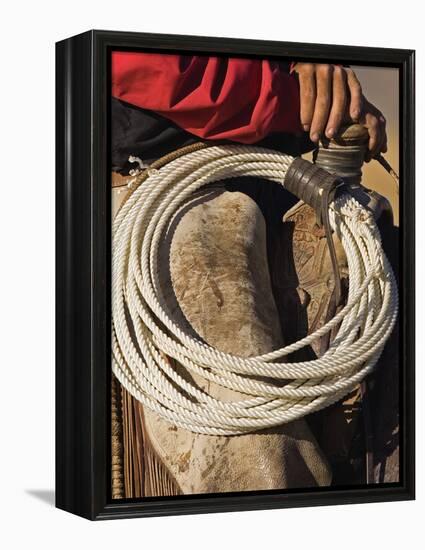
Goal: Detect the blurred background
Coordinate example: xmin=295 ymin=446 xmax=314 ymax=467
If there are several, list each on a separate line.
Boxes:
xmin=346 ymin=66 xmax=400 ymax=225
xmin=354 ymin=65 xmax=399 ymax=225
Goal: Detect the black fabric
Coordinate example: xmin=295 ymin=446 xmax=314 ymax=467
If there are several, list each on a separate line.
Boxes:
xmin=111 ymin=98 xmax=315 ymax=175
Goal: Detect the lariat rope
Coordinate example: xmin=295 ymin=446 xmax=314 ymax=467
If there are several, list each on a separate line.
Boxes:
xmin=112 ymin=144 xmax=398 ymax=436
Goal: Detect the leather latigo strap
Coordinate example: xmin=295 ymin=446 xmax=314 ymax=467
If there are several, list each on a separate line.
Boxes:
xmin=284 ymin=157 xmax=344 ymax=307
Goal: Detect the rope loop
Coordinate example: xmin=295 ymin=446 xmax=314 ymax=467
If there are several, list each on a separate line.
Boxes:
xmin=112 ymin=144 xmax=398 ymax=435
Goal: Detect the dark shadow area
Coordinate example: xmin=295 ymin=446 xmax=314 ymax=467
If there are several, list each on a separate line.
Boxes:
xmin=369 ymin=217 xmax=400 ymax=483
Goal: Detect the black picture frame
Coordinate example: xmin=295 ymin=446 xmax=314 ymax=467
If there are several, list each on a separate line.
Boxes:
xmin=56 ymin=29 xmax=415 ymax=520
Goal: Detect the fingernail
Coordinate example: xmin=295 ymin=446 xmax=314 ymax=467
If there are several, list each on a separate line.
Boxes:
xmin=352 ymin=109 xmax=360 ymax=120
xmin=303 ymin=124 xmax=310 ymax=131
xmin=326 ymin=128 xmax=335 ymax=138
xmin=311 ymin=132 xmax=319 ymax=142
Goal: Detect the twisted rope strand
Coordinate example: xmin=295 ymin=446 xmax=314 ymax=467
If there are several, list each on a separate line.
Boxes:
xmin=112 ymin=144 xmax=398 ymax=435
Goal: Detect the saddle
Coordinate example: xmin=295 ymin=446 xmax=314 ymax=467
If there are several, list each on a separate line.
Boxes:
xmin=111 ymin=127 xmax=399 ymax=498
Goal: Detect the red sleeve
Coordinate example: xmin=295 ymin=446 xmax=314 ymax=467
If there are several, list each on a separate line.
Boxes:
xmin=111 ymin=52 xmax=301 ymax=144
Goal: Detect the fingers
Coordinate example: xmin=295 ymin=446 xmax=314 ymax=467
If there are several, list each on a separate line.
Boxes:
xmin=325 ymin=65 xmax=347 ymax=139
xmin=364 ymin=114 xmax=380 ymax=161
xmin=378 ymin=115 xmax=387 ymax=154
xmin=309 ymin=64 xmax=333 ymax=142
xmin=363 ymin=104 xmax=387 ymax=161
xmin=381 ymin=133 xmax=388 ymax=154
xmin=298 ymin=63 xmax=316 ymax=132
xmin=346 ymin=68 xmax=363 ymax=121
xmin=294 ymin=64 xmax=388 ymax=153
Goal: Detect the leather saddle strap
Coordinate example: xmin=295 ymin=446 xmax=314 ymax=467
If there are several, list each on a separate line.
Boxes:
xmin=284 ymin=157 xmax=344 ymax=307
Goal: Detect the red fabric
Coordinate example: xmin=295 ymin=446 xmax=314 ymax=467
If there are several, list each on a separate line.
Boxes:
xmin=112 ymin=52 xmax=302 ymax=144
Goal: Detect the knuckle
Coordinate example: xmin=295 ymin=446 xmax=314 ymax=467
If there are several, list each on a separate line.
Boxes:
xmin=316 ymin=96 xmax=330 ymax=110
xmin=303 ymin=63 xmax=315 ymax=76
xmin=333 ymin=65 xmax=343 ymax=77
xmin=317 ymin=64 xmax=333 ymax=77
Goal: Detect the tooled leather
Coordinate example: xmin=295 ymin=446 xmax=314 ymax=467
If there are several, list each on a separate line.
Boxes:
xmin=277 ymin=200 xmax=363 ymax=475
xmin=280 ymin=200 xmax=348 ymax=356
xmin=283 ymin=157 xmax=344 ymax=308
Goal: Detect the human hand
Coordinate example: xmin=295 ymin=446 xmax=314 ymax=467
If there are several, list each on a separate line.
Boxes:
xmin=357 ymin=96 xmax=387 ymax=161
xmin=292 ymin=63 xmax=387 ymax=160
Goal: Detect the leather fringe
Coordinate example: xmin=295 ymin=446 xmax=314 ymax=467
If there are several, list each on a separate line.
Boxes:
xmin=116 ymin=385 xmax=181 ymax=498
xmin=140 ymin=407 xmax=182 ymax=497
xmin=111 ymin=374 xmax=124 ymax=499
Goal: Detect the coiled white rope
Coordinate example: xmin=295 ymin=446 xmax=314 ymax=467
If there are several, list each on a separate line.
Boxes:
xmin=112 ymin=144 xmax=398 ymax=435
